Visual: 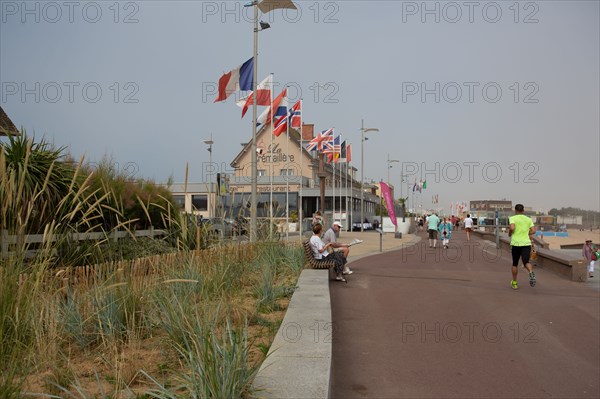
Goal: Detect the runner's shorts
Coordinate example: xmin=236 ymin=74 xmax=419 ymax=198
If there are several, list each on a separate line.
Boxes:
xmin=511 ymin=245 xmax=531 ymax=267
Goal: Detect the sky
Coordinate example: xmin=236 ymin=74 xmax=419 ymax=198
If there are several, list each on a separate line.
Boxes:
xmin=1 ymin=0 xmax=599 ymax=213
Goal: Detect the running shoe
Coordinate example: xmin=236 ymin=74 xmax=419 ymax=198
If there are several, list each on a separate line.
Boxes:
xmin=511 ymin=280 xmax=518 ymax=290
xmin=529 ymin=272 xmax=536 ymax=287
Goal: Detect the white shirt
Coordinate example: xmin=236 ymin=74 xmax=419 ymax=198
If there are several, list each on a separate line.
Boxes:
xmin=464 ymin=217 xmax=474 ymax=228
xmin=310 ymin=235 xmax=329 ymax=260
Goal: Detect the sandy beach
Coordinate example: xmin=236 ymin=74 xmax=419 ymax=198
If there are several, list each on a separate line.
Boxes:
xmin=542 ymin=229 xmax=600 ymax=249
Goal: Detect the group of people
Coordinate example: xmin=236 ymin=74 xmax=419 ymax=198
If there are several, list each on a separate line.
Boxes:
xmin=421 ymin=206 xmax=537 ymax=290
xmin=310 ymin=205 xmax=598 ymax=288
xmin=309 ymin=211 xmax=353 ymax=282
xmin=421 ymin=213 xmax=456 ymax=249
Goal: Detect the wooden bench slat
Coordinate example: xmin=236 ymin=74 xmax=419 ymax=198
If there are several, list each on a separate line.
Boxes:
xmin=303 ymin=240 xmax=336 ymax=270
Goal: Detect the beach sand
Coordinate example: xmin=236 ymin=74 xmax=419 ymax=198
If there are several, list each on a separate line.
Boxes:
xmin=541 ymin=229 xmax=600 ymax=249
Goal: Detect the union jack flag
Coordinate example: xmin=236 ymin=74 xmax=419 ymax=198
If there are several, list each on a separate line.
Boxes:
xmin=305 ymin=128 xmax=334 ymax=152
xmin=322 ymin=135 xmax=340 ymax=155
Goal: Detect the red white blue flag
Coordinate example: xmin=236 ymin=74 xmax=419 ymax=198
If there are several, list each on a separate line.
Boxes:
xmin=306 ymin=128 xmax=334 ymax=152
xmin=214 ymin=57 xmax=254 ymax=103
xmin=289 ymin=100 xmax=301 ymax=128
xmin=273 ymin=114 xmax=287 ymax=137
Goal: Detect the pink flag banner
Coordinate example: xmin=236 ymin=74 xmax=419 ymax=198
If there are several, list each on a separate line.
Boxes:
xmin=380 ymin=182 xmax=397 ymax=227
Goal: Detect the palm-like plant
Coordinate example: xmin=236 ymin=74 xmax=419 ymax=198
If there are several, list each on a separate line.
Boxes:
xmin=0 ymin=133 xmax=74 ymax=234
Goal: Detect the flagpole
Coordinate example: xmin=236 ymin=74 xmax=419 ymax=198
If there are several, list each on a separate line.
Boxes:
xmin=285 ymin=90 xmax=290 ymax=241
xmin=338 ymin=133 xmax=342 ymax=228
xmin=332 ymin=131 xmax=336 ymax=223
xmin=250 ymin=4 xmax=259 ymax=242
xmin=299 ymin=99 xmax=303 ymax=239
xmin=269 ymin=73 xmax=274 ymax=239
xmin=345 ymin=158 xmax=349 ymax=231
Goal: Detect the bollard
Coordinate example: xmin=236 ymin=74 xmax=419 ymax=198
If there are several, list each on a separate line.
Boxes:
xmin=376 ymin=228 xmax=383 ymax=252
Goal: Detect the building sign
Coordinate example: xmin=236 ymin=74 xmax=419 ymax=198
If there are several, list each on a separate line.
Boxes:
xmin=258 ymin=142 xmax=295 ymax=164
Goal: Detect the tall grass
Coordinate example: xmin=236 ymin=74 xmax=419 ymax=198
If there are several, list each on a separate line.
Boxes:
xmin=1 ymin=243 xmax=304 ymax=397
xmin=1 ymin=136 xmax=305 ymax=397
xmin=142 ymin=309 xmax=258 ymax=399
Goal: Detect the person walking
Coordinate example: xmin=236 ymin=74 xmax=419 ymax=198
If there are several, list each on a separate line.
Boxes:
xmin=508 ymin=204 xmax=536 ymax=289
xmin=438 ymin=217 xmax=453 ymax=249
xmin=426 ymin=213 xmax=441 ymax=248
xmin=312 ymin=211 xmax=323 ymax=228
xmin=583 ymin=239 xmax=597 ymax=278
xmin=323 ymin=221 xmax=352 ymax=274
xmin=310 ymin=223 xmax=347 ymax=282
xmin=464 ymin=214 xmax=474 ymax=240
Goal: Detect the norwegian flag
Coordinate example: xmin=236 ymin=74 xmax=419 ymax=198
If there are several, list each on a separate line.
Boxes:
xmin=289 ymin=100 xmax=301 ymax=128
xmin=305 ymin=128 xmax=334 ymax=152
xmin=273 ymin=113 xmax=287 ymax=137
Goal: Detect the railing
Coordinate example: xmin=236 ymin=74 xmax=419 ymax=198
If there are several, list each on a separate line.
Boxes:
xmin=1 ymin=228 xmax=167 ymax=259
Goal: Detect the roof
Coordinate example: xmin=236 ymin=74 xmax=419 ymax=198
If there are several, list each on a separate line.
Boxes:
xmin=0 ymin=106 xmax=20 ymax=136
xmin=230 ymin=123 xmax=318 ymax=169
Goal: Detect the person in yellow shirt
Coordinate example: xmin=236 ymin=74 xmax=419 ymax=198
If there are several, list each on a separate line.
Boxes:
xmin=508 ymin=204 xmax=536 ymax=289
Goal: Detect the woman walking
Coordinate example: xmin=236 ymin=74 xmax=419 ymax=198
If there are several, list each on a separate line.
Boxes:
xmin=438 ymin=217 xmax=453 ymax=249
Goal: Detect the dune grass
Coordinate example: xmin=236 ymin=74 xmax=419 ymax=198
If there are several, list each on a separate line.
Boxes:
xmin=1 ymin=135 xmax=305 ymax=398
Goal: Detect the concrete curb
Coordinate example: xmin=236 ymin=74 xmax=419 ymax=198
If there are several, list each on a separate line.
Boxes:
xmin=251 ymin=234 xmax=419 ymax=398
xmin=251 ymin=269 xmax=332 ymax=399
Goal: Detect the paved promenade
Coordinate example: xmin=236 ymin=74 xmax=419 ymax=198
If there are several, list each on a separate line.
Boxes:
xmin=330 ymin=229 xmax=600 ymax=399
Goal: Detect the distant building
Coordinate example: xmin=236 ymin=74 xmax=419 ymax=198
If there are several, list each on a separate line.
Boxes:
xmin=468 ymin=200 xmax=513 ymax=225
xmin=0 ymin=106 xmax=20 ymax=137
xmin=166 ymin=122 xmax=381 ymax=228
xmin=557 ymin=215 xmax=582 ymax=225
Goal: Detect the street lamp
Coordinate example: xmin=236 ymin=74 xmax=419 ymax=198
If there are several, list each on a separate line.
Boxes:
xmin=387 ymin=154 xmax=399 ymax=187
xmin=360 ymin=119 xmax=379 ymax=232
xmin=204 ymin=135 xmax=214 ymax=217
xmin=247 ymin=2 xmax=271 ymax=242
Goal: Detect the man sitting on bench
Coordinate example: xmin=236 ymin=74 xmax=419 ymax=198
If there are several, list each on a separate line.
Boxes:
xmin=310 ymin=224 xmax=347 ymax=282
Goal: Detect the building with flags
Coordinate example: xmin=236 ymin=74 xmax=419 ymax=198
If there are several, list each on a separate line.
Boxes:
xmin=167 ymin=121 xmax=382 ymax=230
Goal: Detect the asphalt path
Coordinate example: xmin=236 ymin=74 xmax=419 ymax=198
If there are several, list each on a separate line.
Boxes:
xmin=330 ymin=230 xmax=600 ymax=399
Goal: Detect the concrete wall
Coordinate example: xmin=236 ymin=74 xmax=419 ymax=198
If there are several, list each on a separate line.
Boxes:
xmin=472 ymin=230 xmax=587 ymax=282
xmin=251 ymin=270 xmax=332 ymax=399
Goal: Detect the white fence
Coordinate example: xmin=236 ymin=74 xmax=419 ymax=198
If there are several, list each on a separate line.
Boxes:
xmin=1 ymin=228 xmax=167 ymax=259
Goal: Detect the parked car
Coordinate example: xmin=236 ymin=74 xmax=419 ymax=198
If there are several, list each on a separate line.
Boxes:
xmin=198 ymin=217 xmax=235 ymax=238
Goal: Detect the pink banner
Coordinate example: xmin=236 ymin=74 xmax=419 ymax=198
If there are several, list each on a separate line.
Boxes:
xmin=380 ymin=182 xmax=397 ymax=227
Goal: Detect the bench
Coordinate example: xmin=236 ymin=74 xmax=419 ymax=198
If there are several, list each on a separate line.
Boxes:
xmin=302 ymin=240 xmax=336 ymax=270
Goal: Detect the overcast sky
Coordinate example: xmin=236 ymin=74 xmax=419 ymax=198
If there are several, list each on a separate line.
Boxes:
xmin=1 ymin=0 xmax=598 ymax=212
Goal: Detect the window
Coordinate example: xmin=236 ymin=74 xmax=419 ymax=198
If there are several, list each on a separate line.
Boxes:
xmin=173 ymin=195 xmax=186 ymax=210
xmin=257 ymin=169 xmax=267 ymax=177
xmin=191 ymin=195 xmax=208 ymax=211
xmin=280 ymin=169 xmax=294 ymax=176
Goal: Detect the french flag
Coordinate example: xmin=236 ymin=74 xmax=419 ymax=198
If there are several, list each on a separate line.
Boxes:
xmin=214 ymin=57 xmax=254 ymax=103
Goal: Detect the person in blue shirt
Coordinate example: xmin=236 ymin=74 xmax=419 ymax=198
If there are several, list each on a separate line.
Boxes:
xmin=438 ymin=217 xmax=453 ymax=249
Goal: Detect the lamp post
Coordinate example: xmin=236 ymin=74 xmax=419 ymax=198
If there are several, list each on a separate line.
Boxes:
xmin=248 ymin=2 xmax=270 ymax=242
xmin=360 ymin=119 xmax=379 ymax=232
xmin=387 ymin=154 xmax=399 ymax=188
xmin=203 ymin=135 xmax=214 ymax=217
